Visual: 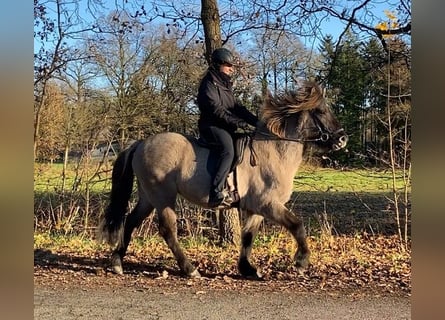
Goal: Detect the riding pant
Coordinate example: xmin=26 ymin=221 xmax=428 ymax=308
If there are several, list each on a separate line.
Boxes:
xmin=200 ymin=126 xmax=234 ymax=193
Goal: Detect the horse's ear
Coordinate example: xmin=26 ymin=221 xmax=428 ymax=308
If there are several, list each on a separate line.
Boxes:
xmin=265 ymin=90 xmax=272 ymax=102
xmin=262 ymin=90 xmax=273 ymax=109
xmin=310 ymin=85 xmax=321 ymax=97
xmin=309 ymin=83 xmax=323 ymax=99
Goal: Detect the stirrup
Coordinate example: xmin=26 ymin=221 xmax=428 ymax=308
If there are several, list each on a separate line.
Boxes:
xmin=208 ymin=190 xmax=233 ymax=208
xmin=219 ymin=194 xmax=234 ymax=207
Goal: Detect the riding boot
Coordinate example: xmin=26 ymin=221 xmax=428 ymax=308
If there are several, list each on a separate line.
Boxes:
xmin=208 ymin=187 xmax=233 ymax=208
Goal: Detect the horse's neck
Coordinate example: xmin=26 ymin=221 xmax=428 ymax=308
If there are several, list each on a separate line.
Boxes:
xmin=254 ymin=139 xmax=304 ymax=173
xmin=254 ymin=122 xmax=304 ymax=169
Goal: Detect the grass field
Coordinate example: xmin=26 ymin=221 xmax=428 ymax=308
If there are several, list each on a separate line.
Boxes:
xmin=34 ymin=162 xmax=408 ymax=193
xmin=294 ymin=166 xmax=408 ymax=192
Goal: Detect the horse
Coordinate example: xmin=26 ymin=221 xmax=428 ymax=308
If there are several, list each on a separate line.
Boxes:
xmin=98 ymin=80 xmax=348 ymax=278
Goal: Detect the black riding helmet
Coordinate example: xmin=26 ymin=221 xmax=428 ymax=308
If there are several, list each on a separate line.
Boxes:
xmin=211 ymin=48 xmax=234 ymax=68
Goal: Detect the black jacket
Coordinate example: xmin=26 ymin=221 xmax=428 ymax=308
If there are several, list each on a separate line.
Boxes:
xmin=197 ymin=68 xmax=258 ymax=134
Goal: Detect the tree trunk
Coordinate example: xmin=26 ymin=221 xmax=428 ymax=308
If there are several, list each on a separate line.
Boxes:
xmin=201 ymin=0 xmax=222 ymax=63
xmin=218 ymin=208 xmax=241 ymax=246
xmin=201 ymin=0 xmax=241 ymax=245
xmin=34 ymin=90 xmax=46 ymax=161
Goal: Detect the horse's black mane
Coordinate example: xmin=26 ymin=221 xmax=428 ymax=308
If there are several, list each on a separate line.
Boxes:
xmin=260 ymin=81 xmax=325 ymax=138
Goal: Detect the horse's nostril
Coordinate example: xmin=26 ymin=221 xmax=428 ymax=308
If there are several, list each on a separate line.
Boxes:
xmin=340 ymin=135 xmax=348 ymax=144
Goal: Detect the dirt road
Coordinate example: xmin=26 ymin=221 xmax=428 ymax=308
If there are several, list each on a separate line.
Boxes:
xmin=34 ymin=282 xmax=410 ymax=320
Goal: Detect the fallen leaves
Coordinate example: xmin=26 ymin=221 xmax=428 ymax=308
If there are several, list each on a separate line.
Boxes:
xmin=34 ymin=233 xmax=410 ymax=296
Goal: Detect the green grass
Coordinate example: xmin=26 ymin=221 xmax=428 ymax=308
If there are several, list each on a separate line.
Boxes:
xmin=34 ymin=162 xmax=113 ymax=193
xmin=294 ymin=166 xmax=409 ymax=193
xmin=35 ymin=162 xmax=410 ymax=194
xmin=34 ymin=232 xmax=109 ymax=252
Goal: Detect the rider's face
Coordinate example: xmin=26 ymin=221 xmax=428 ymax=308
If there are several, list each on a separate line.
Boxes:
xmin=220 ymin=63 xmax=234 ymax=76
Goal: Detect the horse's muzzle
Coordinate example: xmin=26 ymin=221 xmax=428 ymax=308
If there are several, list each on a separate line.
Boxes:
xmin=332 ymin=131 xmax=348 ymax=151
xmin=332 ymin=128 xmax=348 ymax=151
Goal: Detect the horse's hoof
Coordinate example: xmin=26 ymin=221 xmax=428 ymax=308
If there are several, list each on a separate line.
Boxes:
xmin=296 ymin=267 xmax=305 ymax=276
xmin=245 ymin=270 xmax=263 ymax=280
xmin=238 ymin=258 xmax=262 ymax=279
xmin=239 ymin=265 xmax=263 ymax=280
xmin=111 ymin=253 xmax=124 ymax=275
xmin=112 ymin=265 xmax=124 ymax=275
xmin=295 ymin=252 xmax=310 ymax=269
xmin=189 ymin=269 xmax=201 ymax=278
xmin=295 ymin=260 xmax=308 ymax=270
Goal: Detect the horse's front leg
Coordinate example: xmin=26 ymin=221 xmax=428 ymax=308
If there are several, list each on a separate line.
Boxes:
xmin=267 ymin=202 xmax=310 ymax=270
xmin=238 ymin=212 xmax=264 ymax=278
xmin=158 ymin=206 xmax=200 ymax=278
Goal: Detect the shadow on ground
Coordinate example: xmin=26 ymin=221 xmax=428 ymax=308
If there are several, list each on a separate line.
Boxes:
xmin=287 ymin=191 xmax=410 ymax=236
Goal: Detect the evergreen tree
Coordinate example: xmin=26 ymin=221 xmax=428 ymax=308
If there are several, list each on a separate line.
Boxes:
xmin=318 ymin=31 xmax=370 ymax=165
xmin=361 ymin=38 xmax=387 ymax=162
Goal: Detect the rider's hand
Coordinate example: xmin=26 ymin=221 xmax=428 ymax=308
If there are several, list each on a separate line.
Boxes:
xmin=237 ymin=120 xmax=250 ymax=130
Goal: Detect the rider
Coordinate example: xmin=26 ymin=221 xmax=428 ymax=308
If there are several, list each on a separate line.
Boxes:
xmin=197 ymin=47 xmax=258 ymax=207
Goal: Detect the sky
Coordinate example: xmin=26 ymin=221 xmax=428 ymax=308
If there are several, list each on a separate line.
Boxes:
xmin=35 ymin=0 xmax=408 ymax=55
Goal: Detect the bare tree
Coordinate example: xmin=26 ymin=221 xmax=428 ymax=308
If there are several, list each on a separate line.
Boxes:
xmin=34 ymin=0 xmax=104 ymax=159
xmin=149 ymin=0 xmax=410 ymax=67
xmin=382 ymin=38 xmax=411 ymax=250
xmin=85 ymin=10 xmax=155 ymax=148
xmin=34 ymin=0 xmax=99 ymax=158
xmin=249 ymin=29 xmax=315 ymax=95
xmin=34 ymin=82 xmax=66 ymax=162
xmin=58 ymin=57 xmax=110 ymax=189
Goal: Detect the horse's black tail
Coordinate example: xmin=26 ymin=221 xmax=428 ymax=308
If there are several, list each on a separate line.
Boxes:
xmin=98 ymin=140 xmax=142 ymax=246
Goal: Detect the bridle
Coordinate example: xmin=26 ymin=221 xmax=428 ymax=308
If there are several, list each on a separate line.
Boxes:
xmin=252 ymin=116 xmax=343 ymax=144
xmin=243 ymin=111 xmax=345 ymax=166
xmin=245 ymin=123 xmax=339 ymax=167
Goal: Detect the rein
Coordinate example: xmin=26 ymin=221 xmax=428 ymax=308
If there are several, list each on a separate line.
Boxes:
xmin=251 ymin=123 xmax=344 ymax=143
xmin=243 ymin=130 xmax=318 ymax=167
xmin=244 ymin=125 xmax=344 ymax=167
xmin=253 ymin=129 xmax=330 ymax=143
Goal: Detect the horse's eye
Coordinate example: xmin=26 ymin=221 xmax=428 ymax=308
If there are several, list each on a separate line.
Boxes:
xmin=316 ymin=107 xmax=327 ymax=115
xmin=312 ymin=108 xmax=324 ymax=115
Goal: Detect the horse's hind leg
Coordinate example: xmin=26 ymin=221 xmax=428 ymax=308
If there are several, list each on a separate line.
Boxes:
xmin=111 ymin=198 xmax=154 ymax=275
xmin=157 ymin=205 xmax=200 ymax=277
xmin=267 ymin=203 xmax=310 ymax=270
xmin=238 ymin=213 xmax=264 ymax=278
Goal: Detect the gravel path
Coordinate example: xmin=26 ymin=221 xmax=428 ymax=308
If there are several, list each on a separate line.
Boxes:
xmin=34 ymin=284 xmax=410 ymax=320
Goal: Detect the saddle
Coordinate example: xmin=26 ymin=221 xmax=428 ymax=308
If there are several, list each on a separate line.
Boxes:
xmin=196 ymin=133 xmax=257 ymax=207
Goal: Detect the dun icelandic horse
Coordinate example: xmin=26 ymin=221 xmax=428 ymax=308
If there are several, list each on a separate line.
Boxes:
xmin=99 ymin=80 xmax=348 ymax=278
